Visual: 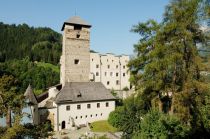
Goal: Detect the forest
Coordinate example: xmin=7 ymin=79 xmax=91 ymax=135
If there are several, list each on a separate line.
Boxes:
xmin=0 ymin=22 xmax=62 ymax=64
xmin=0 ymin=22 xmax=62 ymax=95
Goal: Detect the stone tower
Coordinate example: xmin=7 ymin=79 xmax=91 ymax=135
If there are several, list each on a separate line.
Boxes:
xmin=60 ymin=16 xmax=91 ymax=85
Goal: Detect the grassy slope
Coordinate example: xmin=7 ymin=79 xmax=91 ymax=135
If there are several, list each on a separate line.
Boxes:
xmin=90 ymin=120 xmax=118 ymax=132
xmin=36 ymin=62 xmax=60 ymax=73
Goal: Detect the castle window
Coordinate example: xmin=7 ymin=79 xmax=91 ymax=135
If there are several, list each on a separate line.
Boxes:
xmin=76 ymin=34 xmax=80 ymax=38
xmin=66 ymin=105 xmax=70 ymax=111
xmin=116 ymin=73 xmax=119 ymax=77
xmin=75 ymin=116 xmax=78 ymax=119
xmin=110 ymin=72 xmax=113 ymax=76
xmin=96 ymin=72 xmax=99 ymax=76
xmin=107 ymin=81 xmax=110 ymax=85
xmin=116 ymin=65 xmax=118 ymax=68
xmin=91 ymin=114 xmax=93 ymax=117
xmin=116 ymin=80 xmax=119 ymax=85
xmin=96 ymin=64 xmax=99 ymax=68
xmin=107 ymin=65 xmax=110 ymax=69
xmin=96 ymin=114 xmax=98 ymax=117
xmin=87 ymin=104 xmax=91 ymax=109
xmin=97 ymin=103 xmax=100 ymax=108
xmin=123 ymin=65 xmax=126 ymax=69
xmin=74 ymin=25 xmax=82 ymax=30
xmin=105 ymin=72 xmax=107 ymax=76
xmin=74 ymin=59 xmax=80 ymax=65
xmin=92 ymin=58 xmax=94 ymax=61
xmin=106 ymin=102 xmax=109 ymax=107
xmin=80 ymin=116 xmax=82 ymax=119
xmin=123 ymin=73 xmax=126 ymax=77
xmin=85 ymin=115 xmax=88 ymax=118
xmin=112 ymin=60 xmax=114 ymax=62
xmin=101 ymin=113 xmax=103 ymax=116
xmin=77 ymin=105 xmax=81 ymax=110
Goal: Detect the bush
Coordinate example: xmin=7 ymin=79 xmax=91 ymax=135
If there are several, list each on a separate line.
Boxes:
xmin=108 ymin=106 xmax=124 ymax=129
xmin=134 ymin=109 xmax=190 ymax=139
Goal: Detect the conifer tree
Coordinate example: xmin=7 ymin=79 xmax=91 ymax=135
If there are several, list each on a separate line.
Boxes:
xmin=128 ymin=0 xmax=210 ymax=129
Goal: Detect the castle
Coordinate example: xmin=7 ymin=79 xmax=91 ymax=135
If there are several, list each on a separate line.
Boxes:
xmin=24 ymin=16 xmax=131 ymax=131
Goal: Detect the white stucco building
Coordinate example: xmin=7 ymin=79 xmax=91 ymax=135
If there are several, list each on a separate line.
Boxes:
xmin=90 ymin=52 xmax=130 ymax=90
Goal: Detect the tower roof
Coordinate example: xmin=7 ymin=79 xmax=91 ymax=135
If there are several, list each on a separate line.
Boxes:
xmin=24 ymin=84 xmax=38 ymax=105
xmin=61 ymin=16 xmax=91 ymax=31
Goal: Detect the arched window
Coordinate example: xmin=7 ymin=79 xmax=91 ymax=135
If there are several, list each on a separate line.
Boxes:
xmin=61 ymin=121 xmax=65 ymax=129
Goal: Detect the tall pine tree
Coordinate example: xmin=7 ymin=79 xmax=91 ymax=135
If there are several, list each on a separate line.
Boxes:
xmin=128 ymin=0 xmax=210 ymax=131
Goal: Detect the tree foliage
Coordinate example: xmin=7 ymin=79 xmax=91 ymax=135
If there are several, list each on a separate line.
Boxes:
xmin=0 ymin=59 xmax=59 ymax=94
xmin=0 ymin=22 xmax=62 ymax=65
xmin=129 ymin=0 xmax=210 ymax=122
xmin=0 ymin=75 xmax=24 ymax=127
xmin=134 ymin=109 xmax=190 ymax=139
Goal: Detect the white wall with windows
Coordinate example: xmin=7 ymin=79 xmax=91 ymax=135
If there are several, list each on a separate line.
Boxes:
xmin=57 ymin=100 xmax=115 ymax=130
xmin=90 ymin=52 xmax=130 ymax=90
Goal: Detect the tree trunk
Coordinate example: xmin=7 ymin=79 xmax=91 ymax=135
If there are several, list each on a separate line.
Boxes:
xmin=6 ymin=107 xmax=11 ymax=127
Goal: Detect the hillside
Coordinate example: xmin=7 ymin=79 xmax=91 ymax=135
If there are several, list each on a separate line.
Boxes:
xmin=0 ymin=59 xmax=60 ymax=94
xmin=0 ymin=22 xmax=62 ymax=65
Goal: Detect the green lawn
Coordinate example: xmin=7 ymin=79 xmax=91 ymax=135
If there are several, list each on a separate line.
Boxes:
xmin=90 ymin=120 xmax=118 ymax=132
xmin=36 ymin=62 xmax=59 ymax=73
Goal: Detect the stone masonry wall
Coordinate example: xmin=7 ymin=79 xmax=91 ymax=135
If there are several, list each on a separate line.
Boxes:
xmin=61 ymin=25 xmax=90 ymax=84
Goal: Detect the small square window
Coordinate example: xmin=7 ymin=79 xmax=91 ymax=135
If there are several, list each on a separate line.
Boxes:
xmin=85 ymin=115 xmax=88 ymax=118
xmin=96 ymin=64 xmax=99 ymax=68
xmin=76 ymin=34 xmax=80 ymax=38
xmin=123 ymin=73 xmax=126 ymax=77
xmin=74 ymin=25 xmax=82 ymax=30
xmin=116 ymin=80 xmax=119 ymax=85
xmin=112 ymin=60 xmax=114 ymax=62
xmin=106 ymin=102 xmax=109 ymax=107
xmin=107 ymin=81 xmax=110 ymax=85
xmin=101 ymin=113 xmax=103 ymax=116
xmin=96 ymin=72 xmax=99 ymax=76
xmin=74 ymin=59 xmax=79 ymax=65
xmin=116 ymin=65 xmax=118 ymax=68
xmin=110 ymin=72 xmax=113 ymax=76
xmin=107 ymin=65 xmax=110 ymax=69
xmin=123 ymin=65 xmax=125 ymax=69
xmin=105 ymin=72 xmax=107 ymax=76
xmin=66 ymin=105 xmax=70 ymax=111
xmin=116 ymin=73 xmax=118 ymax=77
xmin=87 ymin=104 xmax=91 ymax=109
xmin=75 ymin=116 xmax=78 ymax=119
xmin=91 ymin=114 xmax=93 ymax=117
xmin=92 ymin=58 xmax=94 ymax=61
xmin=96 ymin=114 xmax=98 ymax=117
xmin=80 ymin=116 xmax=82 ymax=119
xmin=97 ymin=103 xmax=100 ymax=108
xmin=77 ymin=105 xmax=81 ymax=110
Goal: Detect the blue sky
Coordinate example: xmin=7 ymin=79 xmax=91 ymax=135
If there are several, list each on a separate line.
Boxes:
xmin=0 ymin=0 xmax=169 ymax=55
